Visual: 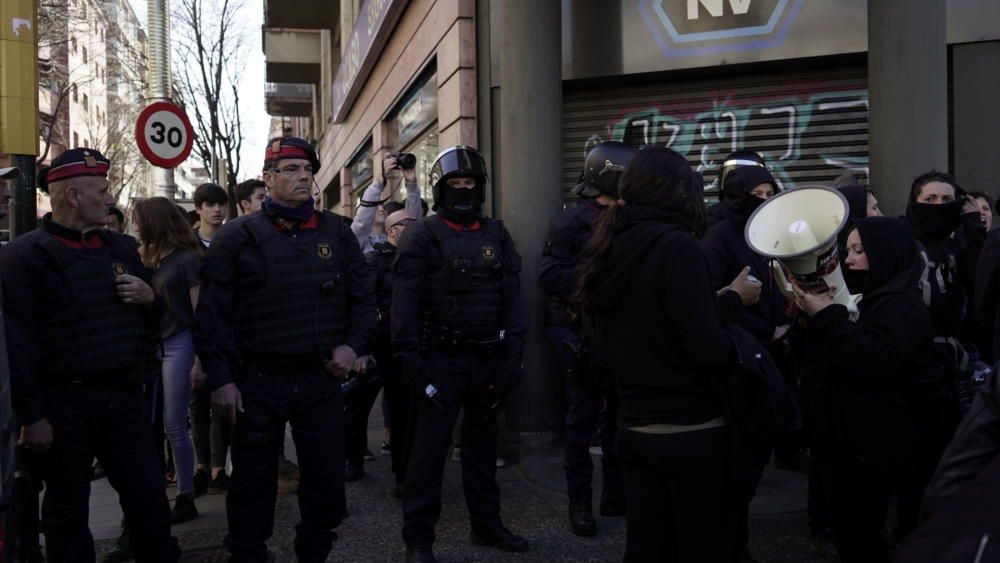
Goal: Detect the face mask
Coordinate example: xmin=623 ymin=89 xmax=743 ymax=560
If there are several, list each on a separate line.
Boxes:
xmin=908 ymin=200 xmax=962 ymax=241
xmin=843 ymin=267 xmax=868 ymax=295
xmin=740 ymin=195 xmax=766 ymax=219
xmin=442 ymin=187 xmax=479 ymax=220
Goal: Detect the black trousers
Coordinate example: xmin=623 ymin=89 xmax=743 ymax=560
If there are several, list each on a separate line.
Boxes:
xmin=546 ymin=325 xmax=624 ymax=505
xmin=225 ymin=366 xmax=345 ymax=563
xmin=616 ymin=426 xmax=729 ymax=563
xmin=190 ymin=386 xmax=230 ymax=468
xmin=378 ymin=350 xmax=412 ymax=484
xmin=402 ymin=351 xmax=503 ymax=549
xmin=344 ymin=377 xmax=382 ymax=466
xmin=824 ymin=461 xmax=895 ymax=563
xmin=40 ymin=382 xmax=180 ymax=563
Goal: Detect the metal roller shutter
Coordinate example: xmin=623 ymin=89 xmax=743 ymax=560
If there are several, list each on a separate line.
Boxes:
xmin=562 ymin=67 xmax=869 ymax=203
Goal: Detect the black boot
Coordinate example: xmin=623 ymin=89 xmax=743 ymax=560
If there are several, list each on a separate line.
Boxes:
xmin=192 ymin=469 xmax=209 ymax=498
xmin=170 ymin=493 xmax=199 ymax=524
xmin=470 ymin=525 xmax=529 ymax=552
xmin=599 ymin=490 xmax=626 ymax=517
xmin=404 ymin=547 xmax=437 ymax=563
xmin=101 ymin=527 xmax=132 ymax=563
xmin=568 ymin=500 xmax=597 ymax=537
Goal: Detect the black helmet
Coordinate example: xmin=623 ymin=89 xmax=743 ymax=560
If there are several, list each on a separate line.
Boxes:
xmin=429 ymin=145 xmax=488 ymax=207
xmin=717 ymin=149 xmax=766 ymax=194
xmin=572 ymin=141 xmax=637 ymax=198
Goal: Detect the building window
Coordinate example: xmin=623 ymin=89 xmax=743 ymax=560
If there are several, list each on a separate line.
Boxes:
xmin=72 ymin=84 xmax=78 ymax=102
xmin=71 ymin=37 xmax=77 ymax=53
xmin=73 ymin=132 xmax=79 ymax=147
xmin=83 ymin=93 xmax=89 ymax=111
xmin=82 ymin=47 xmax=88 ymax=64
xmin=390 ymin=66 xmax=439 ymax=206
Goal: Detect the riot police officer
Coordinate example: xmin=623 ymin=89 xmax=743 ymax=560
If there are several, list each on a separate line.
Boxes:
xmin=538 ymin=141 xmax=633 ymax=537
xmin=195 ymin=136 xmax=375 ymax=563
xmin=392 ymin=146 xmax=528 ymax=563
xmin=1 ymin=149 xmax=181 ymax=562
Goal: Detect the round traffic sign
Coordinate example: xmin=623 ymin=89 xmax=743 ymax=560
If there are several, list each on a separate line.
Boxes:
xmin=134 ymin=101 xmax=195 ymax=169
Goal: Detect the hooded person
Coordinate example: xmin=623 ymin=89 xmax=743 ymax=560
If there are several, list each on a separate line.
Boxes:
xmin=578 ymin=146 xmax=761 ymax=562
xmin=834 ymin=174 xmax=883 ymax=294
xmin=706 ymin=149 xmax=769 ymax=230
xmin=793 ymin=217 xmax=933 ymax=563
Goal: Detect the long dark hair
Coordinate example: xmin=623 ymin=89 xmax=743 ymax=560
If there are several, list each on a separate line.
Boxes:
xmin=134 ymin=197 xmax=203 ymax=268
xmin=574 ymin=147 xmax=705 ymax=306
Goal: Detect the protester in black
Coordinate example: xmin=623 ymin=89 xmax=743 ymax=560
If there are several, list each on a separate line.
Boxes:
xmin=578 ymin=147 xmax=760 ymax=563
xmin=793 ymin=217 xmax=933 ymax=563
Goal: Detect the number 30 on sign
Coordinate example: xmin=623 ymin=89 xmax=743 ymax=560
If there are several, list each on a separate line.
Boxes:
xmin=134 ymin=101 xmax=195 ymax=168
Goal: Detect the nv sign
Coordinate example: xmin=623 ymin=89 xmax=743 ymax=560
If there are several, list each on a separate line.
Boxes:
xmin=688 ymin=0 xmax=752 ymax=19
xmin=639 ymin=0 xmax=803 ymax=57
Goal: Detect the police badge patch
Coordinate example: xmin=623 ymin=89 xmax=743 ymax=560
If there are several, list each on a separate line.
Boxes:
xmin=482 ymin=246 xmax=495 ymax=260
xmin=318 ymin=242 xmax=332 ymax=259
xmin=112 ymin=262 xmax=127 ymax=275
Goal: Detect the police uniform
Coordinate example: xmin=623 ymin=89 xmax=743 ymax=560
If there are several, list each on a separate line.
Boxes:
xmin=1 ymin=149 xmax=180 ymax=562
xmin=195 ymin=138 xmax=375 ymax=563
xmin=392 ymin=146 xmax=527 ymax=562
xmin=538 ymin=198 xmax=625 ymax=535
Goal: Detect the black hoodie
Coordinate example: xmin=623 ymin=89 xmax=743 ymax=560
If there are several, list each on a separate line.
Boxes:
xmin=801 ymin=218 xmax=932 ymax=471
xmin=587 ymin=204 xmax=742 ymax=426
xmin=702 ymin=166 xmax=790 ymax=342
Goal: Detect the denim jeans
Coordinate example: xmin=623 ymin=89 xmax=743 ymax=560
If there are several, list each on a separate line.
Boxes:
xmin=160 ymin=330 xmax=197 ymax=495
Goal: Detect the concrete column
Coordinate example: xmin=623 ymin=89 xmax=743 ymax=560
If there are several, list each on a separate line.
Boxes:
xmin=498 ymin=0 xmax=562 ymax=435
xmin=953 ymin=41 xmax=1000 ymax=193
xmin=867 ymin=0 xmax=948 ymax=216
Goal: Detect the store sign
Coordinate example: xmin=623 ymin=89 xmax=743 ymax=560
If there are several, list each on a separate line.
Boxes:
xmin=331 ymin=0 xmax=406 ymax=123
xmin=641 ymin=0 xmax=804 ymax=58
xmin=395 ymin=73 xmax=438 ymax=148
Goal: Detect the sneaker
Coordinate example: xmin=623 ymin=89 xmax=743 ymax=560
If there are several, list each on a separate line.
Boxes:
xmin=495 ymin=458 xmax=507 ymax=468
xmin=363 ymin=449 xmax=376 ymax=461
xmin=170 ymin=493 xmax=199 ymax=524
xmin=345 ymin=462 xmax=365 ymax=482
xmin=470 ymin=525 xmax=529 ymax=552
xmin=208 ymin=472 xmax=229 ymax=494
xmin=405 ymin=547 xmax=437 ymax=563
xmin=101 ymin=527 xmax=132 ymax=563
xmin=381 ymin=440 xmax=392 ymax=455
xmin=277 ymin=474 xmax=299 ymax=494
xmin=451 ymin=446 xmax=461 ymax=462
xmin=278 ymin=458 xmax=300 ymax=481
xmin=193 ymin=469 xmax=209 ymax=498
xmin=92 ymin=462 xmax=106 ymax=481
xmin=568 ymin=501 xmax=597 ymax=537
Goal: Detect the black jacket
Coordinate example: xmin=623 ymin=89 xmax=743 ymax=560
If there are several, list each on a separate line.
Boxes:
xmin=974 ymin=229 xmax=1000 ymax=363
xmin=587 ymin=204 xmax=741 ymax=427
xmin=799 ymin=218 xmax=932 ymax=472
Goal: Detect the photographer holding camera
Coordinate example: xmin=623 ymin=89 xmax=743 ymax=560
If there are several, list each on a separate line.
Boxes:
xmin=352 ymin=152 xmax=424 ymax=254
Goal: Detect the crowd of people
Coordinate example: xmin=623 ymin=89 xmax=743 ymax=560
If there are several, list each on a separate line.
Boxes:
xmin=1 ymin=133 xmax=999 ymax=563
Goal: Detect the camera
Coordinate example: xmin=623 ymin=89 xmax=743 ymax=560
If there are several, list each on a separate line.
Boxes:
xmin=392 ymin=152 xmax=417 ymax=171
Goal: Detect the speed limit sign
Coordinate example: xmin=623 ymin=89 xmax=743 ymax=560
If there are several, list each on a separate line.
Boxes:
xmin=134 ymin=101 xmax=195 ymax=168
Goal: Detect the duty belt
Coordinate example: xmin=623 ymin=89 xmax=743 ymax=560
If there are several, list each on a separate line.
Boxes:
xmin=422 ymin=325 xmax=506 ymax=356
xmin=240 ymin=351 xmax=332 ymax=372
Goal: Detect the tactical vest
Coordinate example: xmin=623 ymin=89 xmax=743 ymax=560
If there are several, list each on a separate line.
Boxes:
xmin=234 ymin=212 xmax=351 ymax=355
xmin=421 ymin=217 xmax=507 ymax=338
xmin=368 ymin=242 xmax=396 ymax=336
xmin=33 ymin=233 xmax=152 ymax=379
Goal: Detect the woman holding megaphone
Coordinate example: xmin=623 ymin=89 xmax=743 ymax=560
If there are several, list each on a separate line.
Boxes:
xmin=792 ymin=217 xmax=934 ymax=563
xmin=577 ymin=147 xmax=761 ymax=562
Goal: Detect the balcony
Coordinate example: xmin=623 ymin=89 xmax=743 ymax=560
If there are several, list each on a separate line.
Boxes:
xmin=263 ymin=0 xmax=337 ymax=30
xmin=265 ymin=83 xmax=314 ymax=117
xmin=264 ymin=28 xmax=323 ymax=84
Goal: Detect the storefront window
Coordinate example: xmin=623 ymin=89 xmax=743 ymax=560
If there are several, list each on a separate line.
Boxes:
xmin=398 ymin=128 xmax=439 ymax=207
xmin=392 ymin=66 xmax=438 ymax=210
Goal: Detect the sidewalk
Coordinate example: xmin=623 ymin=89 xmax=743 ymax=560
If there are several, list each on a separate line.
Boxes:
xmin=84 ymin=404 xmax=828 ymax=562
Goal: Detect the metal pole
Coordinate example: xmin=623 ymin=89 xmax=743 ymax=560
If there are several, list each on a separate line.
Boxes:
xmin=10 ymin=156 xmax=37 ymax=237
xmin=147 ymin=0 xmax=176 ymax=198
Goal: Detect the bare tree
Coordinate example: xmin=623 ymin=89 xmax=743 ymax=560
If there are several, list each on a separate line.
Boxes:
xmin=172 ymin=0 xmax=246 ymax=209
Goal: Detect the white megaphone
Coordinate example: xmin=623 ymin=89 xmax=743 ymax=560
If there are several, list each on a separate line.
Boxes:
xmin=744 ymin=185 xmax=861 ymax=319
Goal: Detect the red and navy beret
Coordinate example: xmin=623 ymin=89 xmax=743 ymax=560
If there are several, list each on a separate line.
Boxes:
xmin=38 ymin=148 xmax=111 ymax=193
xmin=263 ymin=136 xmax=321 ymax=174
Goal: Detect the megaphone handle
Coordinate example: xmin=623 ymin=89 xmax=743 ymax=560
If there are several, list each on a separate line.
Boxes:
xmin=771 ymin=261 xmax=795 ymax=299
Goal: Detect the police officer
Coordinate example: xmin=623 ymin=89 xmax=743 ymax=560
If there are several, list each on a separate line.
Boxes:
xmin=538 ymin=141 xmax=633 ymax=537
xmin=1 ymin=149 xmax=181 ymax=562
xmin=195 ymin=136 xmax=375 ymax=563
xmin=392 ymin=146 xmax=528 ymax=563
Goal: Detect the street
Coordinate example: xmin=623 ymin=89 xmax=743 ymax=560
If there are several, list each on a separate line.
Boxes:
xmin=85 ymin=401 xmax=830 ymax=563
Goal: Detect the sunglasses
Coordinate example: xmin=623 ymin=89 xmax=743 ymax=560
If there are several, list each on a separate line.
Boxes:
xmin=388 ymin=218 xmax=416 ymax=230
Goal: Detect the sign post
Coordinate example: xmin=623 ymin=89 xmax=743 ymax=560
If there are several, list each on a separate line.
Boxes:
xmin=134 ymin=101 xmax=195 ymax=169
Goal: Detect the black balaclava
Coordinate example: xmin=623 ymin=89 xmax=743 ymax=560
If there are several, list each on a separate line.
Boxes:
xmin=437 ymin=179 xmax=481 ymax=223
xmin=907 ymin=199 xmax=963 ymax=242
xmin=852 ymin=217 xmax=922 ymax=295
xmin=722 ymin=165 xmax=779 ymax=224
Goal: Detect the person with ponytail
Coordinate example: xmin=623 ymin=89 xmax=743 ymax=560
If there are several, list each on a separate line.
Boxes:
xmin=578 ymin=147 xmax=760 ymax=562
